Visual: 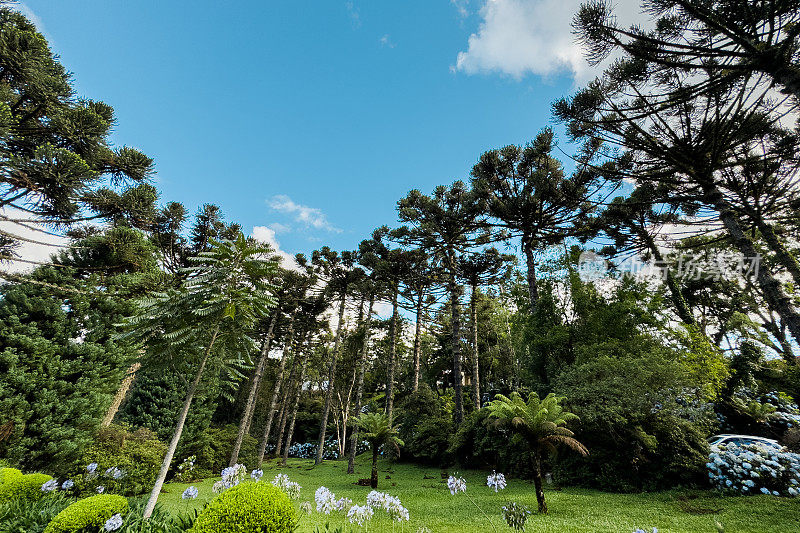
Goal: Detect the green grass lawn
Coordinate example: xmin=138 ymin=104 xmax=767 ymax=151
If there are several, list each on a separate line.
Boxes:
xmin=159 ymin=456 xmax=800 ymax=533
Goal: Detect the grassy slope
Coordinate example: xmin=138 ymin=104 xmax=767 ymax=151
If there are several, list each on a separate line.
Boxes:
xmin=160 ymin=457 xmax=800 ymax=533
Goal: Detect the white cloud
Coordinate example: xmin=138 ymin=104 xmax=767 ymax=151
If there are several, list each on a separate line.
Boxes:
xmin=451 ymin=0 xmax=472 ymax=18
xmin=251 ymin=225 xmax=300 ymax=270
xmin=267 ymin=194 xmax=341 ymax=233
xmin=268 ymin=222 xmax=292 ymax=234
xmin=380 ymin=34 xmax=396 ymax=48
xmin=0 ymin=208 xmax=68 ymax=274
xmin=455 ymin=0 xmax=645 ymax=82
xmin=345 ymin=1 xmax=361 ymax=27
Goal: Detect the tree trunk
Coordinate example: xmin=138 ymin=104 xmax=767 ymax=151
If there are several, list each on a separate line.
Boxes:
xmin=281 ymin=334 xmax=312 ymax=466
xmin=412 ymin=297 xmax=423 ymax=392
xmin=256 ymin=312 xmax=295 ymax=466
xmin=448 ymin=252 xmax=464 ymax=426
xmin=101 ymin=361 xmax=141 ymax=428
xmin=316 ymin=290 xmax=348 ymax=464
xmin=523 ymin=241 xmax=539 ymax=311
xmin=385 ymin=286 xmax=399 ymax=422
xmin=705 ymin=184 xmax=800 ymax=349
xmin=143 ymin=324 xmax=219 ymax=520
xmin=348 ymin=294 xmax=374 ymax=474
xmin=370 ymin=445 xmax=379 ymax=489
xmin=641 ymin=231 xmax=696 ymax=326
xmin=274 ymin=346 xmax=300 ymax=458
xmin=532 ymin=450 xmax=547 ymax=514
xmin=232 ymin=312 xmax=279 ymax=466
xmin=757 ymin=220 xmax=800 ymax=288
xmin=470 ymin=283 xmax=480 ymax=410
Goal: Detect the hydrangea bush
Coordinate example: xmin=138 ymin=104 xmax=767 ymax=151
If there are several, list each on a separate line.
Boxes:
xmin=707 ymin=443 xmax=800 ymax=496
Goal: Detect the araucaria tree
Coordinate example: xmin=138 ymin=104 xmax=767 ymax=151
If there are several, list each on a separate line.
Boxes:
xmin=123 ymin=234 xmax=278 ymax=518
xmin=486 ymin=392 xmax=587 ymax=514
xmin=313 ymin=247 xmax=363 ymax=464
xmin=471 ymin=129 xmax=596 ymax=311
xmin=396 ymin=182 xmax=488 ymax=426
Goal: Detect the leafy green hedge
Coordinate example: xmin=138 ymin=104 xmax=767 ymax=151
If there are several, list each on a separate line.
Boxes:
xmin=43 ymin=494 xmax=128 ymax=533
xmin=0 ymin=471 xmax=52 ymax=503
xmin=0 ymin=467 xmax=22 ymax=485
xmin=189 ymin=482 xmax=296 ymax=533
xmin=76 ymin=424 xmax=167 ymax=496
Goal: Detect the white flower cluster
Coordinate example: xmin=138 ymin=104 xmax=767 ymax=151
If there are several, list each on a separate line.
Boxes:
xmin=299 ymin=501 xmax=313 ymax=515
xmin=366 ymin=490 xmax=409 ymax=521
xmin=251 ymin=469 xmax=263 ymax=481
xmin=220 ymin=463 xmax=247 ymax=489
xmin=307 ymin=486 xmax=408 ymax=526
xmin=271 ymin=473 xmax=302 ymax=499
xmin=707 ymin=443 xmax=800 ymax=497
xmin=315 ymin=486 xmax=337 ymax=514
xmin=182 ymin=486 xmax=198 ymax=500
xmin=447 ymin=475 xmax=466 ymax=495
xmin=347 ymin=504 xmax=374 ymax=526
xmin=486 ymin=471 xmax=507 ymax=492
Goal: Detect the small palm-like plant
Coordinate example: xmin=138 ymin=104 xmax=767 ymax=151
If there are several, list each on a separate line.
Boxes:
xmin=356 ymin=412 xmax=403 ymax=488
xmin=486 ymin=392 xmax=587 ymax=514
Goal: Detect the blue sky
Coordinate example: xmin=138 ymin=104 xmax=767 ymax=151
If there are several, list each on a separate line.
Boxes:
xmin=20 ymin=0 xmax=637 ymax=259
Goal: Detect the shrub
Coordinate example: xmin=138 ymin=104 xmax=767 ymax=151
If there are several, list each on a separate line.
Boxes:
xmin=397 ymin=385 xmax=453 ymax=465
xmin=75 ymin=424 xmax=167 ymax=496
xmin=0 ymin=472 xmax=52 ymax=503
xmin=197 ymin=425 xmax=260 ymax=474
xmin=189 ymin=482 xmax=296 ymax=533
xmin=448 ymin=409 xmax=533 ymax=477
xmin=0 ymin=467 xmax=22 ymax=485
xmin=44 ymin=494 xmax=129 ymax=533
xmin=0 ymin=493 xmax=73 ymax=533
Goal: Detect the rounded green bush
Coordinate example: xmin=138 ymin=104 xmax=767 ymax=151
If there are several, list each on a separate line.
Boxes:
xmin=44 ymin=494 xmax=129 ymax=533
xmin=0 ymin=467 xmax=22 ymax=485
xmin=190 ymin=482 xmax=297 ymax=533
xmin=0 ymin=472 xmax=52 ymax=503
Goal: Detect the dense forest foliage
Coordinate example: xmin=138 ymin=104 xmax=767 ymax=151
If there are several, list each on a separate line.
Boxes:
xmin=1 ymin=1 xmax=799 ymax=522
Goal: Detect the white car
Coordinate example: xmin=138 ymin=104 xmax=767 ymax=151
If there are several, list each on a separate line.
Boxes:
xmin=708 ymin=434 xmax=782 ymax=451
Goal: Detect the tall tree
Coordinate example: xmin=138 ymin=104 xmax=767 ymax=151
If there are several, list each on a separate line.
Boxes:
xmin=554 ymin=64 xmax=800 ymax=352
xmin=252 ymin=261 xmax=317 ymax=466
xmin=313 ymin=247 xmax=363 ymax=464
xmin=396 ymin=182 xmax=488 ymax=425
xmin=589 ymin=184 xmax=696 ymax=326
xmin=398 ymin=249 xmax=439 ymax=392
xmin=575 ymin=0 xmax=800 ymax=102
xmin=458 ymin=248 xmax=512 ymax=409
xmin=0 ymin=7 xmax=154 ymax=258
xmin=347 ymin=273 xmax=379 ymax=474
xmin=471 ymin=129 xmax=596 ymax=311
xmin=122 ymin=235 xmax=278 ymax=518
